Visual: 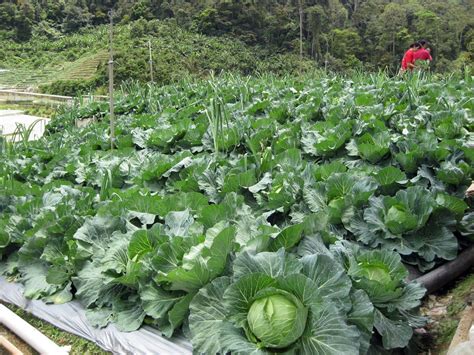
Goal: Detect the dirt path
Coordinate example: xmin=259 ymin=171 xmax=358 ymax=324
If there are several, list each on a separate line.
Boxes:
xmin=420 ymin=271 xmax=474 ymax=353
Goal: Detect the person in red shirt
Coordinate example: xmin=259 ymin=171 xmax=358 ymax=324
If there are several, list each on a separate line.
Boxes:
xmin=413 ymin=39 xmax=432 ymax=63
xmin=400 ymin=42 xmax=421 ymax=73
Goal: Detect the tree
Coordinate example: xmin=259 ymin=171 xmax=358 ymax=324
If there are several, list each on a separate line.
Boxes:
xmin=62 ymin=2 xmax=90 ymax=33
xmin=327 ymin=28 xmax=362 ymax=70
xmin=306 ymin=5 xmax=326 ymax=62
xmin=130 ymin=0 xmax=155 ymax=21
xmin=15 ymin=1 xmax=35 ymax=41
xmin=0 ymin=3 xmax=16 ymax=29
xmin=374 ymin=2 xmax=408 ymax=69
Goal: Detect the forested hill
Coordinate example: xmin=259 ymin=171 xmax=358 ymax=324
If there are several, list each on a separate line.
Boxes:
xmin=1 ymin=0 xmax=473 ymax=73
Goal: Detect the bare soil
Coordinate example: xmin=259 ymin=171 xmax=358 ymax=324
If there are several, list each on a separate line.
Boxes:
xmin=420 ymin=270 xmax=474 ymax=354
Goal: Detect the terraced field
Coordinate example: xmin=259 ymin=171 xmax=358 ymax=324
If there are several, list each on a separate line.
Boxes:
xmin=0 ymin=68 xmax=56 ymax=90
xmin=0 ymin=51 xmax=107 ymax=91
xmin=56 ymin=51 xmax=108 ymax=82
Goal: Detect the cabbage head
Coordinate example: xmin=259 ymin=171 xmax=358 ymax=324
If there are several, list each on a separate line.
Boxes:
xmin=349 ymin=186 xmax=458 ymax=270
xmin=330 ymin=243 xmax=427 ymax=350
xmin=247 ymin=291 xmax=307 ymax=348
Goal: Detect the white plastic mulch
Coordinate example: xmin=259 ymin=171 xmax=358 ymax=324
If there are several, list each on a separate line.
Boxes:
xmin=0 ymin=110 xmax=49 ymax=141
xmin=0 ymin=277 xmax=192 ymax=355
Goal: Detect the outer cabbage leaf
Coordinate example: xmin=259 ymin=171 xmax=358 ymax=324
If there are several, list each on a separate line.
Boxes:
xmin=355 ymin=132 xmax=391 ymax=163
xmin=304 ymin=173 xmax=378 ymax=225
xmin=155 ymin=226 xmax=235 ymax=292
xmin=459 ymin=212 xmax=474 ymax=240
xmin=298 ymin=303 xmax=360 ymax=355
xmin=189 ymin=277 xmax=263 ymax=355
xmin=374 ymin=309 xmax=412 ymax=349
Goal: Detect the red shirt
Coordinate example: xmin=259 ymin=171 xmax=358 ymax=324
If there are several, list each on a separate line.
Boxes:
xmin=401 ymin=50 xmax=415 ymax=70
xmin=413 ymin=48 xmax=432 ymax=61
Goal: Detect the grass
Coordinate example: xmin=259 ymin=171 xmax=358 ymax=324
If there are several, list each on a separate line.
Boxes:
xmin=1 ymin=302 xmax=109 ymax=355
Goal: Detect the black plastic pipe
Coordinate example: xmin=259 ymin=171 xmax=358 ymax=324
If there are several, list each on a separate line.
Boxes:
xmin=414 ymin=245 xmax=474 ymax=294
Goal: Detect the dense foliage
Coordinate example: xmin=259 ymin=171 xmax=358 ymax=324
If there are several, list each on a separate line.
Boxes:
xmin=0 ymin=72 xmax=473 ymax=353
xmin=0 ymin=20 xmax=312 ymax=95
xmin=1 ymin=0 xmax=473 ymax=73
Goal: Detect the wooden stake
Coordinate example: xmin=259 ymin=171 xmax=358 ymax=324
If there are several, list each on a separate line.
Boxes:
xmin=148 ymin=39 xmax=154 ymax=83
xmin=108 ymin=9 xmax=115 ymax=150
xmin=299 ymin=0 xmax=304 ymax=59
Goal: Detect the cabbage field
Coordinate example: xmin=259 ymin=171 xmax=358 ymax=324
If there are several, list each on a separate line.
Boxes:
xmin=0 ymin=72 xmax=473 ymax=354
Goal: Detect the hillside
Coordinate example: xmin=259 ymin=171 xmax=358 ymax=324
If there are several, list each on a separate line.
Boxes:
xmin=1 ymin=0 xmax=473 ymax=77
xmin=0 ymin=20 xmax=312 ymax=94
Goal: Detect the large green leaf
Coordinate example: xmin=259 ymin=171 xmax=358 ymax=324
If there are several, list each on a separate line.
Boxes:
xmin=151 ymin=235 xmax=201 ymax=274
xmin=435 ymin=193 xmax=468 ymax=217
xmin=373 ymin=166 xmax=406 ymax=187
xmin=406 ymin=226 xmax=458 ymax=262
xmin=348 ymin=289 xmax=374 ymax=332
xmin=73 ymin=215 xmax=125 ymax=259
xmin=385 ymin=282 xmax=426 ymax=312
xmin=313 ymin=161 xmax=347 ymax=181
xmin=164 ymin=209 xmax=195 ymax=237
xmin=189 ymin=277 xmax=261 ymax=355
xmin=140 ymin=282 xmax=184 ymax=319
xmin=232 ymin=249 xmax=302 ymax=280
xmin=113 ymin=295 xmax=146 ymax=332
xmin=374 ymin=309 xmax=413 ymax=349
xmin=436 ymin=160 xmax=470 ymax=186
xmin=459 ymin=212 xmax=474 ymax=240
xmin=298 ymin=303 xmax=360 ymax=354
xmin=300 ymin=254 xmax=352 ymax=301
xmin=128 ymin=225 xmax=165 ymax=260
xmin=155 ymin=226 xmax=235 ymax=291
xmin=72 ymin=260 xmax=118 ymax=307
xmin=155 ymin=192 xmax=209 ymax=217
xmin=276 ymin=273 xmax=322 ymax=307
xmin=160 ymin=292 xmax=196 ymax=337
xmin=356 ymin=132 xmax=390 ymax=163
xmin=86 ymin=308 xmax=114 ymax=328
xmin=268 ymin=223 xmax=304 ymax=251
xmin=20 ymin=263 xmax=60 ymax=299
xmin=223 ymin=273 xmax=276 ymax=326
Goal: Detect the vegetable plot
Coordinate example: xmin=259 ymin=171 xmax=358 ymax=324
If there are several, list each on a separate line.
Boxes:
xmin=0 ymin=72 xmax=472 ymax=353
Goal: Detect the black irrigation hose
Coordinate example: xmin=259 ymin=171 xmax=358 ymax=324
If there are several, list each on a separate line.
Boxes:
xmin=414 ymin=245 xmax=474 ymax=294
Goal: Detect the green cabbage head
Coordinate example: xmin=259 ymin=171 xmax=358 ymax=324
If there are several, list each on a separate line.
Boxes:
xmin=247 ymin=291 xmax=308 ymax=348
xmin=385 ymin=204 xmax=418 ymax=234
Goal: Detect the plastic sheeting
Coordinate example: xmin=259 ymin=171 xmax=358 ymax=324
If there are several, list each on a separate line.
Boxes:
xmin=0 ymin=277 xmax=192 ymax=355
